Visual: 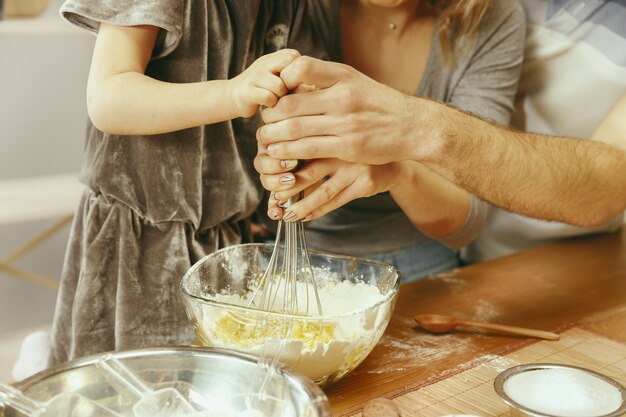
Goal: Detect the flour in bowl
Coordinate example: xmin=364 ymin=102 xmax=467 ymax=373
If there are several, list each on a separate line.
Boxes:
xmin=195 ymin=276 xmax=391 ymax=383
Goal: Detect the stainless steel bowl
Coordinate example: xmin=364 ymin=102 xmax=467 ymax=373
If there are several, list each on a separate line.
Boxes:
xmin=494 ymin=363 xmax=626 ymax=417
xmin=8 ymin=347 xmax=331 ymax=417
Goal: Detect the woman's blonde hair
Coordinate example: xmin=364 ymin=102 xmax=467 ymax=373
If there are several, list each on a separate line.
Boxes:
xmin=431 ymin=0 xmax=492 ymax=63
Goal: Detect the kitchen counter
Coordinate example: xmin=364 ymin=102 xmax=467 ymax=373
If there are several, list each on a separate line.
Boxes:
xmin=325 ymin=228 xmax=626 ymax=415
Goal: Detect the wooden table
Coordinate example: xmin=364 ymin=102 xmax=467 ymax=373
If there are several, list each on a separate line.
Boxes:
xmin=325 ymin=228 xmax=626 ymax=415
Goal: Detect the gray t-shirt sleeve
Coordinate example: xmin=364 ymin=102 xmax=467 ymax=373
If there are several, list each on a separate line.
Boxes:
xmin=437 ymin=0 xmax=526 ymax=249
xmin=449 ymin=0 xmax=526 ymax=125
xmin=60 ymin=0 xmax=184 ymax=59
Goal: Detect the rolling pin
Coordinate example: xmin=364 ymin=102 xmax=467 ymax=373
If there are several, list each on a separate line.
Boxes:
xmin=362 ymin=398 xmax=401 ymax=417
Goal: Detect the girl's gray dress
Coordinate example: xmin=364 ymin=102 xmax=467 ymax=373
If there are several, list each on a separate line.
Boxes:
xmin=50 ymin=0 xmax=323 ymax=365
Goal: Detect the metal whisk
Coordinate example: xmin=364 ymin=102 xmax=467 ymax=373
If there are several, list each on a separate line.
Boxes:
xmin=247 ymin=194 xmax=323 ymax=319
xmin=245 ymin=194 xmax=325 ymax=403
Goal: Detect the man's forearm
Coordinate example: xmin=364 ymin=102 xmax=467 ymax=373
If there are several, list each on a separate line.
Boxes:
xmin=411 ymin=97 xmax=626 ymax=227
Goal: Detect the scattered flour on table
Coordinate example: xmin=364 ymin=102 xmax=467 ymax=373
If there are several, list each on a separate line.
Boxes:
xmin=479 ymin=354 xmax=516 ymax=372
xmin=364 ymin=312 xmax=517 ymax=375
xmin=367 ymin=318 xmax=477 ymax=375
xmin=472 ymin=299 xmax=501 ymax=322
xmin=430 ymin=269 xmax=465 ymax=286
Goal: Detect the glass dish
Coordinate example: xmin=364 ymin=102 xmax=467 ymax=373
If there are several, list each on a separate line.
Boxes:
xmin=180 ymin=243 xmax=400 ymax=386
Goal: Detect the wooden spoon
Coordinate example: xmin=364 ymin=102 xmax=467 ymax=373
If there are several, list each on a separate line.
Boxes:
xmin=414 ymin=314 xmax=559 ymax=340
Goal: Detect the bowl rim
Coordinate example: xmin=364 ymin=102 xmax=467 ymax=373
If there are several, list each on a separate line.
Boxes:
xmin=14 ymin=346 xmax=332 ymax=417
xmin=179 ymin=243 xmax=401 ymax=320
xmin=493 ymin=363 xmax=626 ymax=417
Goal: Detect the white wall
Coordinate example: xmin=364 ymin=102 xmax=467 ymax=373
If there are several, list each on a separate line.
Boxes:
xmin=0 ymin=0 xmax=94 ymax=337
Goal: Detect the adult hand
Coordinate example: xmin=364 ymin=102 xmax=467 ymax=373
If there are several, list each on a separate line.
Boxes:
xmin=256 ymin=56 xmax=422 ymax=165
xmin=255 ymin=143 xmax=403 ymax=222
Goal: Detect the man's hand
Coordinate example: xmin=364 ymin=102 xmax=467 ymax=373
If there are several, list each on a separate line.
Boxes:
xmin=256 ymin=56 xmax=420 ymax=165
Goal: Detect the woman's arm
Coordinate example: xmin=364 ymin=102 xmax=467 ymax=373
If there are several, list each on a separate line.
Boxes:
xmin=87 ymin=24 xmax=299 ymax=135
xmin=388 ymin=162 xmax=471 ymax=243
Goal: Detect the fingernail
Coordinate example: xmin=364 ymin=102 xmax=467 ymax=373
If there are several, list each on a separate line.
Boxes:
xmin=281 ymin=160 xmax=297 ymax=170
xmin=283 ymin=211 xmax=297 ymax=222
xmin=272 ymin=193 xmax=280 ymax=200
xmin=280 ymin=174 xmax=295 ymax=184
xmin=270 ymin=210 xmax=280 ymax=219
xmin=268 ymin=144 xmax=276 ymax=156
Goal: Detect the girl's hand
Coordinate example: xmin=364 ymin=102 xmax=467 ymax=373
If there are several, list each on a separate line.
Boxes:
xmin=228 ymin=49 xmax=300 ymax=118
xmin=255 ymin=150 xmax=404 ymax=222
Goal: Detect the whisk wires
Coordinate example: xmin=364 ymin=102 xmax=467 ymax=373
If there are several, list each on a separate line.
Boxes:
xmin=247 ymin=219 xmax=323 ymax=320
xmin=245 ymin=202 xmax=325 ymax=403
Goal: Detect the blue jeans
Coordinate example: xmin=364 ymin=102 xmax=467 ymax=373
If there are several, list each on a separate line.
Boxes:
xmin=364 ymin=241 xmax=460 ymax=284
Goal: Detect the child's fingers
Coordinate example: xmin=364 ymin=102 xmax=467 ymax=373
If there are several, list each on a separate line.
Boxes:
xmin=256 ymin=74 xmax=288 ymax=101
xmin=259 ymin=49 xmax=301 ymax=74
xmin=280 ymin=55 xmax=343 ymax=91
xmin=250 ymin=87 xmax=278 ymax=108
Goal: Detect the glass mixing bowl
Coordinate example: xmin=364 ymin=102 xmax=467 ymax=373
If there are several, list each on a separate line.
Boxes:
xmin=180 ymin=243 xmax=400 ymax=386
xmin=9 ymin=347 xmax=330 ymax=417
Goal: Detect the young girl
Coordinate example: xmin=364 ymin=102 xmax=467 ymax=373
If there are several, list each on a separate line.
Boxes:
xmin=255 ymin=0 xmax=525 ymax=281
xmin=50 ymin=0 xmax=323 ymax=365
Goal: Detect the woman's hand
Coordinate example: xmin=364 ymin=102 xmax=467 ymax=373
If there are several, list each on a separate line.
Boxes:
xmin=227 ymin=49 xmax=301 ymax=118
xmin=256 ymin=56 xmax=426 ymax=165
xmin=255 ymin=141 xmax=472 ymax=241
xmin=255 ymin=144 xmax=403 ymax=221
